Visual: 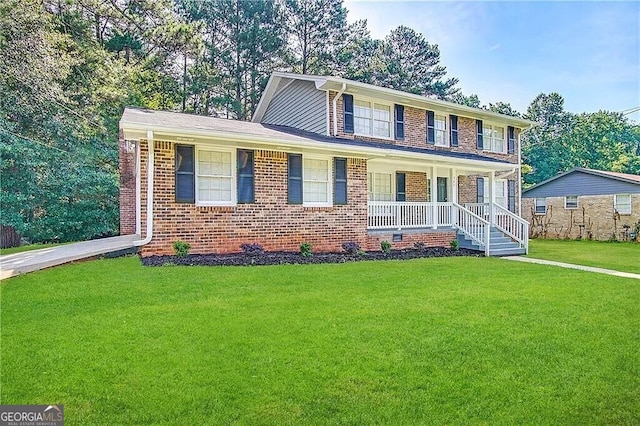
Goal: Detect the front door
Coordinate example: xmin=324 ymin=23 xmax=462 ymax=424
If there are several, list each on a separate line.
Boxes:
xmin=437 ymin=177 xmax=448 ymax=202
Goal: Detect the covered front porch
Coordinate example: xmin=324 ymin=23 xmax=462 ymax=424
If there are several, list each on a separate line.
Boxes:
xmin=366 ymin=159 xmax=529 ymax=256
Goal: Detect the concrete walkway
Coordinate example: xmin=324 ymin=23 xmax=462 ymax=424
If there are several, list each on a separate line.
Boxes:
xmin=0 ymin=235 xmax=139 ymax=280
xmin=504 ymin=256 xmax=640 ymax=280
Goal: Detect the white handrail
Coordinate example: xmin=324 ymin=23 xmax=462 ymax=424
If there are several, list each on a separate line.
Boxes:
xmin=492 ymin=203 xmax=529 ymax=252
xmin=451 ymin=202 xmax=490 ymax=255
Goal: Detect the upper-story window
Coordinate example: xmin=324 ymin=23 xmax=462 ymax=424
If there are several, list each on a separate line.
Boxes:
xmin=483 ymin=124 xmax=506 ymax=153
xmin=434 ymin=114 xmax=447 ymax=146
xmin=354 ymin=99 xmax=391 ymax=138
xmin=427 ymin=111 xmax=458 ymax=147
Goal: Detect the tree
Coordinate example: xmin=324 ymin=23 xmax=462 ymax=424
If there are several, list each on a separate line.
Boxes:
xmin=488 ymin=102 xmax=521 ymax=118
xmin=370 ymin=26 xmax=458 ymax=98
xmin=285 ymin=0 xmax=348 ymax=75
xmin=449 ymin=92 xmax=481 ymax=108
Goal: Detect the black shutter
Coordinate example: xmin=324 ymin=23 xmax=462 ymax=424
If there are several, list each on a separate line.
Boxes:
xmin=334 ymin=158 xmax=347 ymax=205
xmin=396 ymin=173 xmax=406 ymax=202
xmin=288 ymin=154 xmax=303 ymax=204
xmin=395 ymin=104 xmax=405 ymax=140
xmin=450 ymin=115 xmax=459 ymax=147
xmin=507 ymin=126 xmax=515 ymax=154
xmin=476 ymin=120 xmax=484 ymax=149
xmin=343 ymin=94 xmax=354 ymax=134
xmin=237 ymin=149 xmax=254 ymax=203
xmin=476 ymin=177 xmax=485 ymax=203
xmin=426 ymin=111 xmax=435 ymax=144
xmin=508 ymin=179 xmax=516 ymax=212
xmin=175 ymin=145 xmax=195 ymax=203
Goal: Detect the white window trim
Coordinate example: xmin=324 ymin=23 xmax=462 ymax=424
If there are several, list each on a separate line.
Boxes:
xmin=352 ymin=95 xmax=394 ymax=141
xmin=367 ymin=171 xmax=394 ymax=202
xmin=565 ymin=195 xmax=578 ymax=209
xmin=303 ymin=154 xmax=333 ymax=207
xmin=534 ymin=197 xmax=546 ymax=215
xmin=484 ymin=179 xmax=507 ymax=208
xmin=614 ymin=194 xmax=632 ymax=215
xmin=482 ymin=122 xmax=507 ymax=154
xmin=195 ymin=146 xmax=236 ymax=206
xmin=434 ymin=113 xmax=449 ymax=147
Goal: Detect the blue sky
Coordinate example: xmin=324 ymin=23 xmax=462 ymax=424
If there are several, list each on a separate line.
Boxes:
xmin=344 ymin=1 xmax=640 ymax=122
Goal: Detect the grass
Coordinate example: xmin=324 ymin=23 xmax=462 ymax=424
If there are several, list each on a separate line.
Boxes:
xmin=528 ymin=239 xmax=640 ymax=273
xmin=0 ymin=243 xmax=64 ymax=256
xmin=2 ymin=256 xmax=639 ymax=424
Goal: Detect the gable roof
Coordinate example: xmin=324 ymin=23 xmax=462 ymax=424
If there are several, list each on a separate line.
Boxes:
xmin=523 ymin=168 xmax=640 ymax=194
xmin=120 ymin=107 xmax=516 ymax=171
xmin=253 ymin=72 xmax=535 ymax=129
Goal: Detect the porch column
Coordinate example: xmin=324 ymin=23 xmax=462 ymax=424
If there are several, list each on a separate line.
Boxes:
xmin=488 ymin=171 xmax=495 ymax=225
xmin=450 ymin=168 xmax=458 ymax=204
xmin=430 ymin=166 xmax=437 ymax=229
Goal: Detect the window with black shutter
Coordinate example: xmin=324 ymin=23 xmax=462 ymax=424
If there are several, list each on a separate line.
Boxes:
xmin=395 ymin=104 xmax=404 ymax=140
xmin=507 ymin=126 xmax=515 ymax=154
xmin=396 ymin=173 xmax=406 ymax=202
xmin=426 ymin=111 xmax=435 ymax=144
xmin=237 ymin=149 xmax=254 ymax=203
xmin=508 ymin=180 xmax=516 ymax=212
xmin=476 ymin=120 xmax=484 ymax=149
xmin=288 ymin=154 xmax=303 ymax=204
xmin=450 ymin=115 xmax=459 ymax=147
xmin=334 ymin=158 xmax=347 ymax=205
xmin=476 ymin=177 xmax=485 ymax=203
xmin=343 ymin=94 xmax=354 ymax=134
xmin=175 ymin=145 xmax=195 ymax=203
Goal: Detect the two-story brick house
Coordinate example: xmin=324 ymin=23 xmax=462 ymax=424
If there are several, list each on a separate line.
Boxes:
xmin=119 ymin=72 xmax=534 ymax=256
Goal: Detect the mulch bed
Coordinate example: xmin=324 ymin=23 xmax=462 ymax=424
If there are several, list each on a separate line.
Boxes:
xmin=142 ymin=247 xmax=482 ymax=267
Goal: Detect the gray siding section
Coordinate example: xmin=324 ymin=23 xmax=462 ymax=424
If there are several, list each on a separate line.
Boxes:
xmin=262 ymin=79 xmax=327 ymax=135
xmin=524 ymin=171 xmax=640 ymax=198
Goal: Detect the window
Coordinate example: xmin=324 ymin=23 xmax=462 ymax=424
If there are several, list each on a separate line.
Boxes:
xmin=304 ymin=158 xmax=330 ymax=205
xmin=434 ymin=113 xmax=447 ymax=146
xmin=197 ymin=149 xmax=233 ymax=204
xmin=368 ymin=173 xmax=393 ymax=201
xmin=483 ymin=124 xmax=506 ymax=153
xmin=481 ymin=179 xmax=507 ymax=208
xmin=354 ymin=99 xmax=391 ymax=138
xmin=535 ymin=198 xmax=546 ymax=214
xmin=614 ymin=194 xmax=631 ymax=215
xmin=565 ymin=195 xmax=578 ymax=209
xmin=450 ymin=115 xmax=459 ymax=147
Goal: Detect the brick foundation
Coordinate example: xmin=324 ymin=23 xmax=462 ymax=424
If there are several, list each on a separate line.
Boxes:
xmin=366 ymin=230 xmax=457 ymax=251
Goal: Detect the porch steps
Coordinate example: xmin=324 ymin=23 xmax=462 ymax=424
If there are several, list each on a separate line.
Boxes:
xmin=457 ymin=227 xmax=526 ymax=256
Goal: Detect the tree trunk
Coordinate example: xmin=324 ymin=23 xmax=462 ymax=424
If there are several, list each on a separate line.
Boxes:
xmin=1 ymin=225 xmax=22 ymax=249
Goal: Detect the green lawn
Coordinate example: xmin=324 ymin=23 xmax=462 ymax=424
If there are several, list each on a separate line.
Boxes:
xmin=528 ymin=239 xmax=640 ymax=273
xmin=2 ymin=256 xmax=639 ymax=424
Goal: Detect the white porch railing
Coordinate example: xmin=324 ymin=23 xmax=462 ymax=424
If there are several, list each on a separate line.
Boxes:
xmin=493 ymin=204 xmax=529 ymax=253
xmin=452 ymin=202 xmax=491 ymax=256
xmin=368 ymin=201 xmax=451 ymax=229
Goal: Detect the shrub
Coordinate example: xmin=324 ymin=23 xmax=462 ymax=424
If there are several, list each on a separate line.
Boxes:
xmin=342 ymin=241 xmax=361 ymax=255
xmin=414 ymin=242 xmax=426 ymax=250
xmin=450 ymin=239 xmax=459 ymax=250
xmin=381 ymin=240 xmax=392 ymax=254
xmin=300 ymin=242 xmax=313 ymax=257
xmin=240 ymin=243 xmax=264 ymax=256
xmin=173 ymin=240 xmax=191 ymax=257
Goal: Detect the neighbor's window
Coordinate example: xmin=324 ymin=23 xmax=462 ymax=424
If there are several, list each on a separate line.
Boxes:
xmin=368 ymin=172 xmax=393 ymax=201
xmin=614 ymin=194 xmax=631 ymax=215
xmin=303 ymin=158 xmax=330 ymax=205
xmin=197 ymin=149 xmax=233 ymax=204
xmin=534 ymin=197 xmax=546 ymax=214
xmin=354 ymin=99 xmax=392 ymax=138
xmin=565 ymin=195 xmax=578 ymax=209
xmin=483 ymin=124 xmax=506 ymax=153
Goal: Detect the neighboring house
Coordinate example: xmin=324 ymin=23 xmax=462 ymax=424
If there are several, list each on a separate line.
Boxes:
xmin=119 ymin=72 xmax=534 ymax=256
xmin=522 ymin=168 xmax=640 ymax=241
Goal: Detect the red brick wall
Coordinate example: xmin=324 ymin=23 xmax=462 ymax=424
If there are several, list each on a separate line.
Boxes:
xmin=328 ymin=91 xmax=519 ymax=165
xmin=138 ymin=141 xmax=371 ymax=256
xmin=366 ymin=231 xmax=456 ymax=251
xmin=402 ymin=171 xmax=428 ymax=202
xmin=119 ymin=130 xmax=136 ymax=235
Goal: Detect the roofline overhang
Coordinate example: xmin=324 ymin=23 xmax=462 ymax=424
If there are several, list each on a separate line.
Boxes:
xmin=523 ymin=167 xmax=640 ymax=193
xmin=120 ymin=121 xmax=517 ymax=173
xmin=253 ymin=72 xmax=536 ymax=129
